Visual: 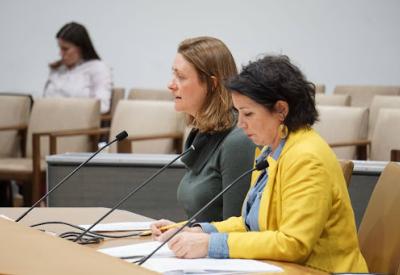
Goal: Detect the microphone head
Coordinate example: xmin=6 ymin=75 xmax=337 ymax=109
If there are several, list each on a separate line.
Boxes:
xmin=116 ymin=130 xmax=128 ymax=141
xmin=255 ymin=159 xmax=269 ymax=170
xmin=192 ymin=135 xmax=207 ymax=151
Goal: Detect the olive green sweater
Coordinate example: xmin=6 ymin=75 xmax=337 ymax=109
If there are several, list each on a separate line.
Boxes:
xmin=177 ymin=127 xmax=256 ymax=222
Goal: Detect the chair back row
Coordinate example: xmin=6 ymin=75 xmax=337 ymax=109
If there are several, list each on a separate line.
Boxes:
xmin=314 ymin=94 xmax=400 ymax=160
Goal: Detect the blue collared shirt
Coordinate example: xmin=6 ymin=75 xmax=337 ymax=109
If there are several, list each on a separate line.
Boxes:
xmin=200 ymin=139 xmax=286 ymax=258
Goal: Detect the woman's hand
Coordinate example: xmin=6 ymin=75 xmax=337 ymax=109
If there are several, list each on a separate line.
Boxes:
xmin=150 ymin=219 xmax=204 ymax=241
xmin=150 ymin=219 xmax=175 ymax=240
xmin=168 ymin=232 xmax=209 ymax=259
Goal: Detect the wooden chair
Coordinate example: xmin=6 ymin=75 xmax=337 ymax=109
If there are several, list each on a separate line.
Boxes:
xmin=322 ymin=95 xmax=400 ymax=160
xmin=128 ymin=88 xmax=173 ymax=101
xmin=338 ymin=159 xmax=354 ymax=187
xmin=358 ymin=162 xmax=400 ymax=274
xmin=0 ymin=93 xmax=33 ymax=206
xmin=368 ymin=95 xmax=400 ymax=139
xmin=0 ymin=93 xmax=33 ymax=158
xmin=0 ymin=98 xmax=100 ymax=205
xmin=314 ymin=106 xmax=368 ymax=160
xmin=109 ymin=100 xmax=185 ymax=154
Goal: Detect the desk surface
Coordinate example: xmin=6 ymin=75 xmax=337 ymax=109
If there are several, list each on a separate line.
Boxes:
xmin=0 ymin=207 xmax=327 ymax=275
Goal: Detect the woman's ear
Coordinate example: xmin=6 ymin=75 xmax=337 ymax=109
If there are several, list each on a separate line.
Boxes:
xmin=274 ymin=100 xmax=289 ymax=121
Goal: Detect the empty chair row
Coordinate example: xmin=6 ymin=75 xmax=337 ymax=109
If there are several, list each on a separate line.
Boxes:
xmin=314 ymin=104 xmax=400 ymax=161
xmin=0 ymin=95 xmax=186 ymax=205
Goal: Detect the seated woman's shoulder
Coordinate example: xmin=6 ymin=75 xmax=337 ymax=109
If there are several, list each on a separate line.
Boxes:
xmin=83 ymin=60 xmax=111 ymax=74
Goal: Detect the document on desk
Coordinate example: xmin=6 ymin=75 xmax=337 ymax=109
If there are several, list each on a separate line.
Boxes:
xmin=141 ymin=258 xmax=283 ymax=274
xmin=79 ymin=221 xmax=152 ymax=232
xmin=98 ymin=241 xmax=175 ymax=258
xmin=99 ymin=241 xmax=283 ymax=273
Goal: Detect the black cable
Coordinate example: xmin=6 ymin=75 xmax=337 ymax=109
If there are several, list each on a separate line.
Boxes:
xmin=30 ymin=221 xmax=144 ymax=244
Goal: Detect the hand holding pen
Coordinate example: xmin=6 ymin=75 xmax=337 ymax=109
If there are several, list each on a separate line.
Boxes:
xmin=148 ymin=219 xmax=203 ymax=241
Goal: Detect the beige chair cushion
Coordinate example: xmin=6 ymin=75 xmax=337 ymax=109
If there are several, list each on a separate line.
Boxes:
xmin=314 ymin=105 xmax=368 ymax=159
xmin=0 ymin=158 xmax=46 ymax=173
xmin=315 ymin=84 xmax=326 ymax=94
xmin=370 ymin=108 xmax=400 ymax=161
xmin=369 ymin=95 xmax=400 ymax=138
xmin=26 ymin=98 xmax=100 ymax=157
xmin=315 ymin=94 xmax=351 ymax=106
xmin=358 ymin=162 xmax=400 ymax=274
xmin=0 ymin=94 xmax=31 ymax=157
xmin=333 ymin=85 xmax=400 ymax=107
xmin=109 ymin=100 xmax=185 ymax=153
xmin=128 ymin=88 xmax=173 ymax=101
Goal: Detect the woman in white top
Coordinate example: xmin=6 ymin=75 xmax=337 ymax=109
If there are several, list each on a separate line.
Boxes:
xmin=43 ymin=22 xmax=112 ymax=113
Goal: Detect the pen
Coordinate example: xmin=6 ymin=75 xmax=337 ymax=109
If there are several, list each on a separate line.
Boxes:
xmin=140 ymin=221 xmax=187 ymax=236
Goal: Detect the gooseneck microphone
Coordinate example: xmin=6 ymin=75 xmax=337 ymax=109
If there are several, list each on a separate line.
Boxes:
xmin=73 ymin=135 xmax=208 ymax=243
xmin=137 ymin=158 xmax=269 ymax=265
xmin=15 ymin=130 xmax=128 ymax=222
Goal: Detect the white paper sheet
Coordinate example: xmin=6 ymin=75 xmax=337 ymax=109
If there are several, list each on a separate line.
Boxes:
xmin=99 ymin=241 xmax=283 ymax=274
xmin=140 ymin=258 xmax=283 ymax=274
xmin=79 ymin=221 xmax=152 ymax=232
xmin=98 ymin=241 xmax=175 ymax=258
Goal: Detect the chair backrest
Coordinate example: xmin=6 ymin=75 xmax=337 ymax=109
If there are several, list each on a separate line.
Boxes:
xmin=315 ymin=94 xmax=351 ymax=106
xmin=333 ymin=85 xmax=400 ymax=108
xmin=338 ymin=159 xmax=354 ymax=187
xmin=26 ymin=98 xmax=100 ymax=158
xmin=370 ymin=108 xmax=400 ymax=161
xmin=128 ymin=88 xmax=173 ymax=101
xmin=315 ymin=84 xmax=326 ymax=94
xmin=358 ymin=162 xmax=400 ymax=274
xmin=109 ymin=100 xmax=185 ymax=153
xmin=314 ymin=106 xmax=368 ymax=159
xmin=109 ymin=87 xmax=125 ymax=116
xmin=369 ymin=95 xmax=400 ymax=138
xmin=0 ymin=93 xmax=33 ymax=157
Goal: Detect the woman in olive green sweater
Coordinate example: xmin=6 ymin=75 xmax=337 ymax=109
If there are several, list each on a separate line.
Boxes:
xmin=160 ymin=36 xmax=256 ymax=223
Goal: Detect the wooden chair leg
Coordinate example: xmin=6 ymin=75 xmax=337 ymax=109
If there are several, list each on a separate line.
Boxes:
xmin=22 ymin=181 xmax=33 ymax=207
xmin=391 ymin=149 xmax=400 ymax=161
xmin=356 ymin=145 xmax=368 ymax=160
xmin=0 ymin=180 xmax=12 ymax=206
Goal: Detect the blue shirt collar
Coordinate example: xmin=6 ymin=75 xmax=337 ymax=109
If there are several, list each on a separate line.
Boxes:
xmin=256 ymin=139 xmax=286 ymax=165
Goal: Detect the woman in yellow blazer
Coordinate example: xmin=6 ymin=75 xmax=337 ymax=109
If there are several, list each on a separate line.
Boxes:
xmin=151 ymin=55 xmax=368 ymax=273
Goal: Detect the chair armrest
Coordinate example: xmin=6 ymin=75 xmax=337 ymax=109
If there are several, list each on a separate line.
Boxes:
xmin=117 ymin=132 xmax=183 ymax=153
xmin=329 ymin=139 xmax=371 ymax=147
xmin=38 ymin=127 xmax=110 ymax=154
xmin=0 ymin=124 xmax=28 ymax=131
xmin=329 ymin=139 xmax=371 ymax=160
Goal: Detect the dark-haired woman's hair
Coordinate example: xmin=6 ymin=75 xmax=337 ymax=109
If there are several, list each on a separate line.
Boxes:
xmin=225 ymin=55 xmax=318 ymax=132
xmin=51 ymin=22 xmax=100 ymax=68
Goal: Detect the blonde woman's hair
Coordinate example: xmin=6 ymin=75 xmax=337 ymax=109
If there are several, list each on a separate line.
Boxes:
xmin=178 ymin=36 xmax=237 ymax=133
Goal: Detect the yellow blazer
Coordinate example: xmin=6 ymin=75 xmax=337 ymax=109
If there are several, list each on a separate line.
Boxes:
xmin=212 ymin=128 xmax=368 ymax=273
